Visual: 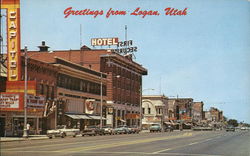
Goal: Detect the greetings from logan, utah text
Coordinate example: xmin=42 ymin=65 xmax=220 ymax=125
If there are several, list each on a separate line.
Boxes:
xmin=64 ymin=7 xmax=188 ymax=18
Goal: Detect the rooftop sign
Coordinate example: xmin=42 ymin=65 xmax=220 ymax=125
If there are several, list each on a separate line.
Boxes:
xmin=91 ymin=38 xmax=118 ymax=46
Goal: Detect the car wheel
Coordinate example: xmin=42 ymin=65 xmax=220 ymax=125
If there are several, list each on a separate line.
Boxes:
xmin=49 ymin=136 xmax=52 ymax=139
xmin=61 ymin=133 xmax=66 ymax=138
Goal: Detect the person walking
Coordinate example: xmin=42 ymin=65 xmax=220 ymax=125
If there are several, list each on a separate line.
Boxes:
xmin=27 ymin=123 xmax=30 ymax=136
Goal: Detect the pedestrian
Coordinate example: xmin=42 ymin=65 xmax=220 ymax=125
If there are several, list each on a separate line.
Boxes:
xmin=27 ymin=123 xmax=30 ymax=135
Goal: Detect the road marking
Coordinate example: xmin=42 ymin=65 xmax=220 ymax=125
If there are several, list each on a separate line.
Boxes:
xmin=188 ymin=142 xmax=199 ymax=145
xmin=3 ymin=134 xmax=153 ymax=151
xmin=55 ymin=133 xmax=193 ymax=153
xmin=152 ymin=148 xmax=172 ymax=154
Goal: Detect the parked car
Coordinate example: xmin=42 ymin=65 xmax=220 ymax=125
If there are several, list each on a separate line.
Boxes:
xmin=193 ymin=126 xmax=213 ymax=131
xmin=149 ymin=124 xmax=162 ymax=132
xmin=102 ymin=126 xmax=115 ymax=135
xmin=129 ymin=126 xmax=140 ymax=134
xmin=226 ymin=125 xmax=235 ymax=132
xmin=47 ymin=125 xmax=80 ymax=139
xmin=114 ymin=125 xmax=130 ymax=134
xmin=82 ymin=125 xmax=105 ymax=136
xmin=164 ymin=125 xmax=174 ymax=132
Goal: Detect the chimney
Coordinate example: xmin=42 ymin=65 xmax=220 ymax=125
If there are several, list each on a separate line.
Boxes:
xmin=38 ymin=41 xmax=50 ymax=52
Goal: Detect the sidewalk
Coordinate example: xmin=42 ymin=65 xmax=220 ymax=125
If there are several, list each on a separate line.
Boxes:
xmin=0 ymin=135 xmax=49 ymax=142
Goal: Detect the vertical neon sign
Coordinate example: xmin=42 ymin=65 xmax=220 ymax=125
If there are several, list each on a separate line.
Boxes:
xmin=1 ymin=0 xmax=21 ymax=81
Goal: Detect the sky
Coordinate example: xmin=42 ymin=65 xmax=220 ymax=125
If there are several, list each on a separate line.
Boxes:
xmin=1 ymin=0 xmax=250 ymax=123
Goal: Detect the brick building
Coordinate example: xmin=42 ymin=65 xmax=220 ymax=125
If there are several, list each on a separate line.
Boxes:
xmin=26 ymin=42 xmax=147 ymax=127
xmin=192 ymin=101 xmax=204 ymax=123
xmin=48 ymin=57 xmax=108 ymax=130
xmin=0 ymin=55 xmax=58 ymax=136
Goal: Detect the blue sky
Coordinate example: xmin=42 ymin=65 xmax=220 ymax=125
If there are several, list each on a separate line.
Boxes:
xmin=2 ymin=0 xmax=250 ymax=122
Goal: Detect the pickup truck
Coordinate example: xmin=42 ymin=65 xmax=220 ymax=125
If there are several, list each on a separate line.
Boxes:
xmin=47 ymin=125 xmax=80 ymax=139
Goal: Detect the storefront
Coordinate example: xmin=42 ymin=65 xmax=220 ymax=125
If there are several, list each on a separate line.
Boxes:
xmin=0 ymin=93 xmax=46 ymax=136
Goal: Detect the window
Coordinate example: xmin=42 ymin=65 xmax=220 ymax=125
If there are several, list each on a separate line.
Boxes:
xmin=142 ymin=108 xmax=145 ymax=114
xmin=39 ymin=84 xmax=44 ymax=95
xmin=148 ymin=108 xmax=151 ymax=114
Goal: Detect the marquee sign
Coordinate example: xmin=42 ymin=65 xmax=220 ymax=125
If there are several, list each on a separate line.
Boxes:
xmin=0 ymin=92 xmax=24 ymax=111
xmin=27 ymin=95 xmax=46 ymax=109
xmin=1 ymin=0 xmax=21 ymax=81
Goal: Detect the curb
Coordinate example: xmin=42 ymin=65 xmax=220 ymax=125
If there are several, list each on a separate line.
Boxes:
xmin=0 ymin=137 xmax=49 ymax=142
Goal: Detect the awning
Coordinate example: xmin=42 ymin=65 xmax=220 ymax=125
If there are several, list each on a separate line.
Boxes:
xmin=88 ymin=115 xmax=106 ymax=120
xmin=119 ymin=119 xmax=126 ymax=123
xmin=78 ymin=114 xmax=92 ymax=119
xmin=66 ymin=114 xmax=81 ymax=119
xmin=164 ymin=122 xmax=172 ymax=125
xmin=66 ymin=114 xmax=91 ymax=119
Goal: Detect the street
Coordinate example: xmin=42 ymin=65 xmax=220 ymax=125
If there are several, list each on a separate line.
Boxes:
xmin=1 ymin=130 xmax=249 ymax=156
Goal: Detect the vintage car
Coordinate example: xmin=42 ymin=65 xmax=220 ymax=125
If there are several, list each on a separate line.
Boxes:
xmin=128 ymin=125 xmax=140 ymax=134
xmin=114 ymin=125 xmax=131 ymax=134
xmin=149 ymin=124 xmax=162 ymax=132
xmin=82 ymin=125 xmax=105 ymax=136
xmin=164 ymin=125 xmax=174 ymax=132
xmin=47 ymin=125 xmax=80 ymax=139
xmin=226 ymin=125 xmax=235 ymax=132
xmin=102 ymin=126 xmax=115 ymax=135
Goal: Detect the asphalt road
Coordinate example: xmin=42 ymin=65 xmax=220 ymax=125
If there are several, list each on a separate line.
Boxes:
xmin=1 ymin=130 xmax=249 ymax=156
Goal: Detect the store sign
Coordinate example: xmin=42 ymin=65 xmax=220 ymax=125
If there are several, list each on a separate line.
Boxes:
xmin=85 ymin=99 xmax=96 ymax=114
xmin=91 ymin=38 xmax=118 ymax=46
xmin=1 ymin=0 xmax=21 ymax=81
xmin=126 ymin=113 xmax=139 ymax=119
xmin=107 ymin=107 xmax=113 ymax=114
xmin=0 ymin=94 xmax=19 ymax=108
xmin=27 ymin=95 xmax=45 ymax=109
xmin=111 ymin=40 xmax=138 ymax=54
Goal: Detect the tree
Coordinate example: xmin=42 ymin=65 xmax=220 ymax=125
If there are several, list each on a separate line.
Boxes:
xmin=227 ymin=119 xmax=238 ymax=127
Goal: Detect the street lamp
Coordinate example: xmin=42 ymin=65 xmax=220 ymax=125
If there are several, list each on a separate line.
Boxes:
xmin=100 ymin=72 xmax=103 ymax=129
xmin=23 ymin=47 xmax=53 ymax=138
xmin=140 ymin=88 xmax=155 ymax=130
xmin=23 ymin=46 xmax=28 ymax=138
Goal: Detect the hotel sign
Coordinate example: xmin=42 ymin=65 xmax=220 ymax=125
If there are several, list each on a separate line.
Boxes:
xmin=1 ymin=0 xmax=21 ymax=81
xmin=91 ymin=38 xmax=118 ymax=46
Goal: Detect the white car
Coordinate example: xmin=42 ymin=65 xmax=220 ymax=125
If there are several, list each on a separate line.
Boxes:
xmin=47 ymin=125 xmax=80 ymax=139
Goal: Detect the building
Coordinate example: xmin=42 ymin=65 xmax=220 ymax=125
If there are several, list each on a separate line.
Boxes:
xmin=167 ymin=98 xmax=177 ymax=121
xmin=0 ymin=55 xmax=58 ymax=136
xmin=142 ymin=95 xmax=168 ymax=129
xmin=26 ymin=42 xmax=148 ymax=128
xmin=47 ymin=57 xmax=108 ymax=130
xmin=192 ymin=101 xmax=204 ymax=123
